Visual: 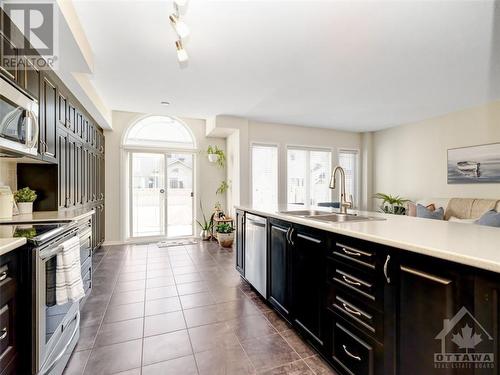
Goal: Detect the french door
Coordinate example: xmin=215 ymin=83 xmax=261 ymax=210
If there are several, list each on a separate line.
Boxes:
xmin=130 ymin=151 xmax=194 ymax=238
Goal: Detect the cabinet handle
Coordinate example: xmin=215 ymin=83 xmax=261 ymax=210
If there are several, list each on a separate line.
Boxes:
xmin=0 ymin=327 xmax=7 ymax=340
xmin=342 ymin=247 xmax=362 ymax=257
xmin=0 ymin=271 xmax=7 ymax=282
xmin=342 ymin=275 xmax=361 ymax=287
xmin=289 ymin=228 xmax=295 ymax=246
xmin=342 ymin=345 xmax=361 ymax=362
xmin=384 ymin=255 xmax=391 ymax=284
xmin=342 ymin=303 xmax=362 ymax=317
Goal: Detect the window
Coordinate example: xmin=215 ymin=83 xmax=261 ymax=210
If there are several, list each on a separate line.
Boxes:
xmin=287 ymin=148 xmax=331 ymax=205
xmin=338 ymin=149 xmax=359 ymax=208
xmin=252 ymin=144 xmax=278 ymax=207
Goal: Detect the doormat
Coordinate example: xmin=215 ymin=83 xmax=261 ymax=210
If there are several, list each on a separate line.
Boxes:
xmin=157 ymin=239 xmax=199 ymax=248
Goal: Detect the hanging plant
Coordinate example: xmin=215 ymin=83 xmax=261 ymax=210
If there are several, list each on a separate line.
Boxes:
xmin=207 ymin=145 xmax=226 ymax=168
xmin=216 ymin=180 xmax=230 ymax=195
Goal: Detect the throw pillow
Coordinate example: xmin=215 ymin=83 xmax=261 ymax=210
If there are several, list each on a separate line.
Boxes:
xmin=416 ymin=204 xmax=444 ymax=220
xmin=476 ymin=210 xmax=500 ymax=227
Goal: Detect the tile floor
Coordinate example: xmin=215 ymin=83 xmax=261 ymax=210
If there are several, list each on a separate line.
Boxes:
xmin=63 ymin=241 xmax=337 ymax=375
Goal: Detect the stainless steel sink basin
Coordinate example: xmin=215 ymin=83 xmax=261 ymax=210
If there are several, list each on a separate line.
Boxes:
xmin=279 ymin=209 xmax=332 ymax=217
xmin=308 ymin=214 xmax=385 ymax=223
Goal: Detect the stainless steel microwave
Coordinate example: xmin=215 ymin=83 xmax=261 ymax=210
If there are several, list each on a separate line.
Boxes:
xmin=0 ymin=76 xmax=39 ymax=157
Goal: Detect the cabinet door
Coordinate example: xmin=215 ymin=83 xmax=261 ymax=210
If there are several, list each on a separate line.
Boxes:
xmin=291 ymin=225 xmax=326 ymax=347
xmin=268 ymin=219 xmax=292 ymax=319
xmin=25 ymin=59 xmax=39 ymax=100
xmin=57 ymin=92 xmax=67 ymax=128
xmin=40 ymin=76 xmax=57 ymax=161
xmin=394 ymin=255 xmax=471 ymax=375
xmin=235 ymin=210 xmax=245 ymax=275
xmin=67 ymin=136 xmax=76 ymax=207
xmin=56 ymin=131 xmax=68 ymax=208
xmin=0 ymin=32 xmax=17 ymax=81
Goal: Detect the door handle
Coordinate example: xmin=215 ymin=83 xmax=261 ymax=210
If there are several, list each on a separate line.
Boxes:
xmin=384 ymin=255 xmax=391 ymax=284
xmin=342 ymin=303 xmax=362 ymax=317
xmin=160 ymin=189 xmax=165 ymax=194
xmin=0 ymin=270 xmax=7 ymax=282
xmin=342 ymin=275 xmax=361 ymax=287
xmin=289 ymin=228 xmax=295 ymax=246
xmin=0 ymin=327 xmax=7 ymax=340
xmin=342 ymin=345 xmax=362 ymax=361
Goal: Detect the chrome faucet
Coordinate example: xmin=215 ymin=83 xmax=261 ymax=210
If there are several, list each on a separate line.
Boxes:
xmin=329 ymin=166 xmax=352 ymax=215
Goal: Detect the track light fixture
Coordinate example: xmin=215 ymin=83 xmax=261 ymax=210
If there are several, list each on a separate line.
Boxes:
xmin=174 ymin=0 xmax=188 ymax=7
xmin=175 ymin=40 xmax=188 ymax=63
xmin=169 ymin=14 xmax=190 ymax=39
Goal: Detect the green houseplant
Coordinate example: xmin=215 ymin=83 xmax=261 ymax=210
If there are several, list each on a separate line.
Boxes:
xmin=196 ymin=201 xmax=214 ymax=240
xmin=373 ymin=193 xmax=409 ymax=215
xmin=215 ymin=222 xmax=234 ymax=248
xmin=216 ymin=180 xmax=230 ymax=195
xmin=14 ymin=187 xmax=37 ymax=214
xmin=207 ymin=145 xmax=226 ymax=168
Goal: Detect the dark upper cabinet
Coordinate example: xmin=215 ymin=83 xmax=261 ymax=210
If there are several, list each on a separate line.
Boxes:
xmin=56 ymin=130 xmax=68 ymax=208
xmin=0 ymin=31 xmax=17 ymax=82
xmin=25 ymin=59 xmax=39 ymax=100
xmin=40 ymin=75 xmax=57 ymax=162
xmin=235 ymin=210 xmax=245 ymax=275
xmin=290 ymin=224 xmax=327 ymax=348
xmin=268 ymin=219 xmax=293 ymax=319
xmin=58 ymin=92 xmax=67 ymax=128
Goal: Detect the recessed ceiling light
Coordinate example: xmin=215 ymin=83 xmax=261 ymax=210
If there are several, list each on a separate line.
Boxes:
xmin=161 ymin=101 xmax=170 ymax=106
xmin=169 ymin=14 xmax=190 ymax=39
xmin=175 ymin=40 xmax=188 ymax=63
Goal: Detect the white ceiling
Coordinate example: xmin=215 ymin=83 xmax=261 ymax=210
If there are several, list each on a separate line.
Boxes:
xmin=73 ymin=0 xmax=500 ymax=132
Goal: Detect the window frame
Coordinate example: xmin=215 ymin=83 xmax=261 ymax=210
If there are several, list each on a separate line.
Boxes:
xmin=338 ymin=148 xmax=360 ymax=209
xmin=250 ymin=142 xmax=280 ymax=207
xmin=286 ymin=145 xmax=334 ymax=206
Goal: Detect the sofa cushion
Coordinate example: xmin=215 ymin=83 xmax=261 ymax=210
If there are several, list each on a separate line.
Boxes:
xmin=476 ymin=210 xmax=500 ymax=227
xmin=445 ymin=198 xmax=498 ymax=220
xmin=448 ymin=216 xmax=476 ymax=224
xmin=417 ymin=204 xmax=444 ymax=220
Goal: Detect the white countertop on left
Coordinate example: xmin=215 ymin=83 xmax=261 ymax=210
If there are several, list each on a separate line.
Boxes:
xmin=0 ymin=237 xmax=26 ymax=257
xmin=0 ymin=208 xmax=94 ymax=224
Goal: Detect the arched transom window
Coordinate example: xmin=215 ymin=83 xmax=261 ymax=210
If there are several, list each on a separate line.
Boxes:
xmin=124 ymin=116 xmax=195 ymax=149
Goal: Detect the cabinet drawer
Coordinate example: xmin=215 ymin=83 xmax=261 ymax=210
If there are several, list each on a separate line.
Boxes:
xmin=332 ymin=242 xmax=376 ymax=270
xmin=332 ymin=322 xmax=375 ymax=375
xmin=330 ymin=263 xmax=378 ymax=304
xmin=0 ymin=304 xmax=12 ymax=357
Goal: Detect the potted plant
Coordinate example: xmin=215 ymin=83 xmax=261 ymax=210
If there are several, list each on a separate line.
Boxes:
xmin=373 ymin=193 xmax=409 ymax=215
xmin=216 ymin=222 xmax=234 ymax=248
xmin=207 ymin=145 xmax=226 ymax=167
xmin=196 ymin=201 xmax=214 ymax=240
xmin=14 ymin=187 xmax=37 ymax=214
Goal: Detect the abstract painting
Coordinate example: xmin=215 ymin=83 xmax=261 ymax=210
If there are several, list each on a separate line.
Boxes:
xmin=448 ymin=143 xmax=500 ymax=184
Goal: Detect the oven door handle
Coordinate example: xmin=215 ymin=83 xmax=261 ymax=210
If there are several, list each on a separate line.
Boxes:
xmin=40 ymin=311 xmax=80 ymax=375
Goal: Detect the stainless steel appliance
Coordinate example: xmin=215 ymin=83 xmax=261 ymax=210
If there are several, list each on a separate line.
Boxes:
xmin=9 ymin=223 xmax=81 ymax=375
xmin=244 ymin=214 xmax=267 ymax=297
xmin=0 ymin=76 xmax=39 ymax=157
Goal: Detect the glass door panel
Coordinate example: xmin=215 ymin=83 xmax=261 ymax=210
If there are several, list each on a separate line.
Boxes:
xmin=131 ymin=153 xmax=165 ymax=237
xmin=166 ymin=153 xmax=193 ymax=237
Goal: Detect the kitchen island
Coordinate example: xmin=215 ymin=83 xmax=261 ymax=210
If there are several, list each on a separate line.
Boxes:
xmin=235 ymin=205 xmax=500 ymax=375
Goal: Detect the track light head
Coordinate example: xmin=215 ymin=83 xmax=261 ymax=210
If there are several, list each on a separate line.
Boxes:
xmin=175 ymin=40 xmax=188 ymax=62
xmin=169 ymin=14 xmax=190 ymax=39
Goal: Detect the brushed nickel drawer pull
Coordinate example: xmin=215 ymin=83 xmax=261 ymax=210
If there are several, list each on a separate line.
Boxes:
xmin=400 ymin=265 xmax=452 ymax=285
xmin=0 ymin=328 xmax=7 ymax=340
xmin=342 ymin=275 xmax=361 ymax=286
xmin=342 ymin=247 xmax=362 ymax=256
xmin=342 ymin=303 xmax=362 ymax=316
xmin=0 ymin=271 xmax=7 ymax=282
xmin=342 ymin=345 xmax=361 ymax=361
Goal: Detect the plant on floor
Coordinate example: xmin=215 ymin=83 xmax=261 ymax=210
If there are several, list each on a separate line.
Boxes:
xmin=373 ymin=193 xmax=409 ymax=215
xmin=216 ymin=180 xmax=230 ymax=195
xmin=14 ymin=187 xmax=37 ymax=202
xmin=196 ymin=201 xmax=214 ymax=240
xmin=215 ymin=222 xmax=234 ymax=248
xmin=215 ymin=222 xmax=234 ymax=234
xmin=207 ymin=145 xmax=226 ymax=168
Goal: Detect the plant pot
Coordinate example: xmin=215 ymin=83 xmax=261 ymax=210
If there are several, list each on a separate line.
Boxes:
xmin=17 ymin=202 xmax=33 ymax=214
xmin=200 ymin=229 xmax=211 ymax=241
xmin=217 ymin=232 xmax=234 ymax=248
xmin=208 ymin=154 xmax=218 ymax=163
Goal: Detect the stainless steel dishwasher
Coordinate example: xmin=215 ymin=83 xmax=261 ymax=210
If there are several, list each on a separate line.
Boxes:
xmin=244 ymin=213 xmax=267 ymax=297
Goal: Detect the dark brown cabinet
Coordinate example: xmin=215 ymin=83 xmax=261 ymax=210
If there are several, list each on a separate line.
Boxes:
xmin=268 ymin=219 xmax=293 ymax=319
xmin=56 ymin=130 xmax=68 ymax=208
xmin=40 ymin=75 xmax=57 ymax=162
xmin=235 ymin=210 xmax=245 ymax=275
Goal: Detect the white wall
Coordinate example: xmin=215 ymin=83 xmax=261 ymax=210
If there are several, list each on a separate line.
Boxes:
xmin=0 ymin=160 xmax=17 ymax=191
xmin=105 ymin=111 xmax=226 ymax=243
xmin=248 ymin=120 xmax=362 ymax=206
xmin=373 ymin=101 xmax=500 ymax=207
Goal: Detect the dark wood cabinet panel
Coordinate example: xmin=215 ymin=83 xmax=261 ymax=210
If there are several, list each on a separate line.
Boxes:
xmin=40 ymin=75 xmax=57 ymax=161
xmin=0 ymin=32 xmax=17 ymax=82
xmin=268 ymin=219 xmax=292 ymax=319
xmin=235 ymin=210 xmax=245 ymax=275
xmin=57 ymin=130 xmax=68 ymax=208
xmin=290 ymin=225 xmax=326 ymax=348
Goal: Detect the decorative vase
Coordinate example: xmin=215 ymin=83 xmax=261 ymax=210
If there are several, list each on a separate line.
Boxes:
xmin=17 ymin=202 xmax=33 ymax=214
xmin=217 ymin=232 xmax=234 ymax=248
xmin=208 ymin=154 xmax=218 ymax=163
xmin=200 ymin=229 xmax=211 ymax=241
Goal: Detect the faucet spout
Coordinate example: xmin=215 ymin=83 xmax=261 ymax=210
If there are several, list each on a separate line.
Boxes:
xmin=329 ymin=166 xmax=352 ymax=215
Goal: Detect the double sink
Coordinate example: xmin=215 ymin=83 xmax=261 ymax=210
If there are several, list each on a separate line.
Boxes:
xmin=279 ymin=209 xmax=384 ymax=223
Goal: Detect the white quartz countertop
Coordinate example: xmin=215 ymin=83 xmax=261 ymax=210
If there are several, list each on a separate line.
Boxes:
xmin=0 ymin=237 xmax=26 ymax=257
xmin=0 ymin=208 xmax=94 ymax=224
xmin=236 ymin=204 xmax=500 ymax=274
